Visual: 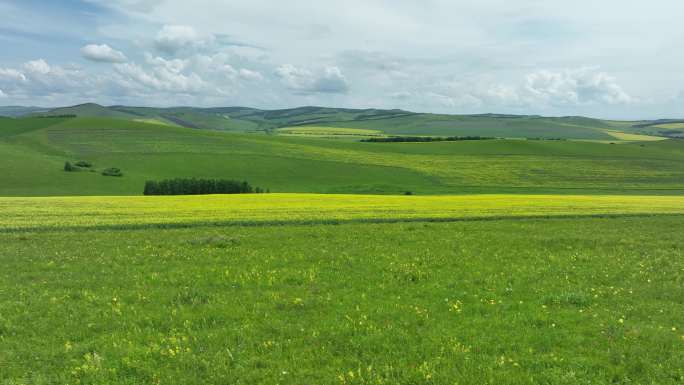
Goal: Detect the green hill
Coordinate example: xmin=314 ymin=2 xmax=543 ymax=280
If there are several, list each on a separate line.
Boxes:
xmin=8 ymin=103 xmax=658 ymax=140
xmin=0 ymin=106 xmax=49 ymax=117
xmin=1 ymin=116 xmax=684 ymax=196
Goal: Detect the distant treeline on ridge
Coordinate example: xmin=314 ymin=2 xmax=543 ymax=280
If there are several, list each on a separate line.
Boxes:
xmin=361 ymin=136 xmax=496 ymax=143
xmin=144 ymin=178 xmax=267 ymax=195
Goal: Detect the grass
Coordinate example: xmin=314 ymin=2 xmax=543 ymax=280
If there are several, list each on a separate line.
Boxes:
xmin=277 ymin=126 xmax=383 ymax=138
xmin=602 ymin=130 xmax=666 ymax=142
xmin=2 ymin=117 xmax=684 ymax=196
xmin=1 ymin=212 xmax=683 ymax=384
xmin=3 ymin=107 xmax=684 ymax=384
xmin=132 ymin=119 xmax=175 ymax=126
xmin=310 ymin=115 xmax=618 ymax=140
xmin=36 ymin=104 xmax=648 ymax=140
xmin=651 ymin=123 xmax=684 ymax=130
xmin=2 ymin=193 xmax=684 ymax=231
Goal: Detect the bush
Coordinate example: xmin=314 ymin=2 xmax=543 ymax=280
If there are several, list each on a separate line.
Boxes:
xmin=64 ymin=161 xmax=76 ymax=172
xmin=102 ymin=168 xmax=123 ymax=177
xmin=143 ymin=178 xmax=266 ymax=195
xmin=361 ymin=136 xmax=495 ymax=143
xmin=75 ymin=161 xmax=92 ymax=168
xmin=404 ymin=191 xmax=413 ymax=196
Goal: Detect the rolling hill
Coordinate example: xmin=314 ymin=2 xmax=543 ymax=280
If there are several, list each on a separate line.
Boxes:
xmin=1 ymin=115 xmax=684 ymax=196
xmin=1 ymin=103 xmax=670 ymax=140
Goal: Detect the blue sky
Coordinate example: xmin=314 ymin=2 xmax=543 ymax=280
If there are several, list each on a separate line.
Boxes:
xmin=1 ymin=0 xmax=683 ymax=119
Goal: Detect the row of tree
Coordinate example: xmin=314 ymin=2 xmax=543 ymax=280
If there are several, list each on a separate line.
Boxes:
xmin=361 ymin=136 xmax=495 ymax=143
xmin=143 ymin=178 xmax=267 ymax=195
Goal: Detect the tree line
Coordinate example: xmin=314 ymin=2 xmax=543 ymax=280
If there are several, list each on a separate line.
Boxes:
xmin=361 ymin=136 xmax=495 ymax=143
xmin=143 ymin=178 xmax=267 ymax=195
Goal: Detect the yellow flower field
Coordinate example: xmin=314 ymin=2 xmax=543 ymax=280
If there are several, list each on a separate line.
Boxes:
xmin=2 ymin=193 xmax=684 ymax=231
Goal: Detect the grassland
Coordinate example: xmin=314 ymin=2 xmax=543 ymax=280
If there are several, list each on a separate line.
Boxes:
xmin=2 ymin=193 xmax=684 ymax=231
xmin=1 ymin=198 xmax=682 ymax=384
xmin=601 ymin=130 xmax=666 ymax=142
xmin=277 ymin=126 xmax=383 ymax=138
xmin=2 ymin=106 xmax=684 ymax=384
xmin=2 ymin=116 xmax=684 ymax=196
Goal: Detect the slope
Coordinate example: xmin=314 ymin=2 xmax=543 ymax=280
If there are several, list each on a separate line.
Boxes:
xmin=29 ymin=104 xmax=630 ymax=140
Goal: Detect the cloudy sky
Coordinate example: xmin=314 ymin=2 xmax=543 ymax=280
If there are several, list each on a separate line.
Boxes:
xmin=1 ymin=0 xmax=683 ymax=119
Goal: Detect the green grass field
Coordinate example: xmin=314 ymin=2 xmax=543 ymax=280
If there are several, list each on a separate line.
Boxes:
xmin=2 ymin=116 xmax=684 ymax=196
xmin=2 ymin=108 xmax=684 ymax=384
xmin=1 ymin=196 xmax=683 ymax=384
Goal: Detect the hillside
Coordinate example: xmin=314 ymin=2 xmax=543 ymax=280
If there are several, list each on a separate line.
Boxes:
xmin=1 ymin=103 xmax=666 ymax=140
xmin=1 ymin=116 xmax=684 ymax=196
xmin=0 ymin=106 xmax=49 ymax=117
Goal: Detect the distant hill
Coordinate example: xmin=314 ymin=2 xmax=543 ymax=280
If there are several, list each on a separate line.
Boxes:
xmin=0 ymin=106 xmax=49 ymax=117
xmin=1 ymin=102 xmax=678 ymax=140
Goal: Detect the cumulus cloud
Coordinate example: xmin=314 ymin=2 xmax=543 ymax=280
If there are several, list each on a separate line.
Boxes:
xmin=0 ymin=68 xmax=27 ymax=82
xmin=389 ymin=67 xmax=633 ymax=115
xmin=24 ymin=59 xmax=52 ymax=75
xmin=0 ymin=89 xmax=6 ymax=98
xmin=114 ymin=62 xmax=209 ymax=94
xmin=0 ymin=59 xmax=108 ymax=103
xmin=313 ymin=67 xmax=349 ymax=93
xmin=81 ymin=44 xmax=128 ymax=63
xmin=154 ymin=25 xmax=208 ymax=55
xmin=275 ymin=64 xmax=348 ymax=94
xmin=109 ymin=50 xmax=268 ymax=97
xmin=525 ymin=68 xmax=632 ymax=105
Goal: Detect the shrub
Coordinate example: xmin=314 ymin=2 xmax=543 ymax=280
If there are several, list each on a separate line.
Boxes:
xmin=361 ymin=136 xmax=495 ymax=143
xmin=143 ymin=178 xmax=265 ymax=195
xmin=404 ymin=191 xmax=413 ymax=196
xmin=64 ymin=161 xmax=76 ymax=172
xmin=75 ymin=161 xmax=92 ymax=168
xmin=102 ymin=168 xmax=123 ymax=177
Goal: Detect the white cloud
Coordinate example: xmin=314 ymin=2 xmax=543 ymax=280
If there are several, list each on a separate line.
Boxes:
xmin=114 ymin=61 xmax=209 ymax=94
xmin=0 ymin=68 xmax=27 ymax=82
xmin=275 ymin=64 xmax=348 ymax=94
xmin=313 ymin=67 xmax=349 ymax=94
xmin=275 ymin=64 xmax=311 ymax=90
xmin=145 ymin=54 xmax=187 ymax=73
xmin=81 ymin=44 xmax=128 ymax=63
xmin=0 ymin=89 xmax=7 ymax=98
xmin=0 ymin=59 xmax=107 ymax=104
xmin=154 ymin=25 xmax=208 ymax=55
xmin=24 ymin=59 xmax=51 ymax=75
xmin=4 ymin=1 xmax=684 ymax=118
xmin=388 ymin=67 xmax=632 ymax=115
xmin=239 ymin=68 xmax=263 ymax=81
xmin=525 ymin=68 xmax=632 ymax=105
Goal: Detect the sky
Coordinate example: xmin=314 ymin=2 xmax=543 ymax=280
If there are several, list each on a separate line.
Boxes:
xmin=0 ymin=0 xmax=683 ymax=119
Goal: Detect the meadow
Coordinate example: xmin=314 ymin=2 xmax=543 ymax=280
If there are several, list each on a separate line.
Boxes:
xmin=1 ymin=202 xmax=682 ymax=384
xmin=1 ymin=108 xmax=684 ymax=384
xmin=2 ymin=117 xmax=684 ymax=196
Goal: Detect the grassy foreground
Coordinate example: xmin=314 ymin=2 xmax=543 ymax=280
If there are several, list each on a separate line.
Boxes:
xmin=2 ymin=194 xmax=684 ymax=231
xmin=1 ymin=213 xmax=683 ymax=384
